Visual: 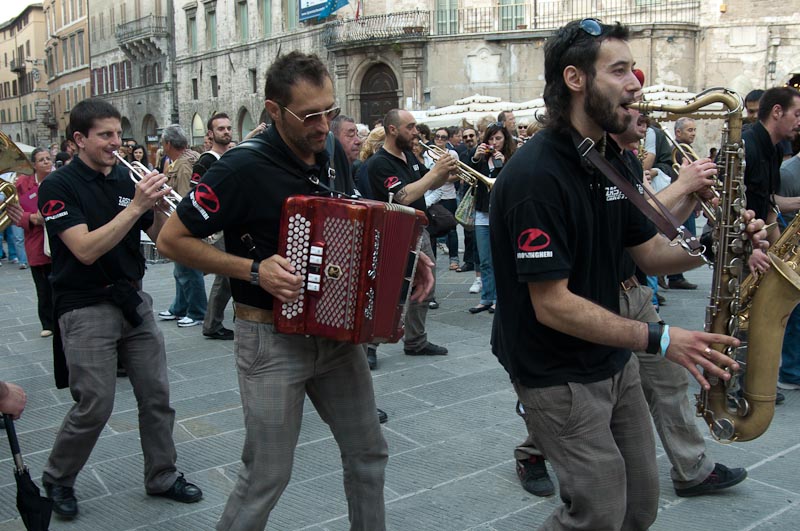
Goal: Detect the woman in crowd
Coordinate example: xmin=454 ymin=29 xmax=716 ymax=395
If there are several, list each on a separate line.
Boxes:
xmin=466 ymin=122 xmax=515 ymax=314
xmin=132 ymin=144 xmax=153 ymax=171
xmin=354 ymin=126 xmax=385 ymax=197
xmin=423 ymin=128 xmax=460 ymax=270
xmin=8 ymin=148 xmax=55 ymax=337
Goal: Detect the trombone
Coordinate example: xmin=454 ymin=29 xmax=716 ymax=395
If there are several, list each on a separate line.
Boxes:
xmin=419 ymin=143 xmax=496 ymax=191
xmin=660 ymin=129 xmax=720 ymax=225
xmin=113 ymin=151 xmax=182 ymax=216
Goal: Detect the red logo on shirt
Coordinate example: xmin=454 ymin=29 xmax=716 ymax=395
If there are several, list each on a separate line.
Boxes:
xmin=41 ymin=200 xmax=65 ymax=217
xmin=194 ymin=184 xmax=220 ymax=213
xmin=518 ymin=229 xmax=551 ymax=252
xmin=383 ymin=176 xmax=400 ymax=189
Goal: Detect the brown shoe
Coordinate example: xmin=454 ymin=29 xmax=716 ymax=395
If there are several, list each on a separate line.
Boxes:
xmin=669 ymin=278 xmax=698 ymax=290
xmin=657 ymin=276 xmax=669 ymax=290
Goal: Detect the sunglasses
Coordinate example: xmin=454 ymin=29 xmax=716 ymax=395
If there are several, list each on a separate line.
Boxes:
xmin=567 ymin=18 xmax=603 ymax=47
xmin=434 ymin=134 xmax=449 ymax=140
xmin=463 ymin=134 xmax=476 ymax=139
xmin=280 ymin=103 xmax=341 ymax=126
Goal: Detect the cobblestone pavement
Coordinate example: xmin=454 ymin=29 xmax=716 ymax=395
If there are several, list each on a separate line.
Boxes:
xmin=0 ymin=249 xmax=798 ymax=530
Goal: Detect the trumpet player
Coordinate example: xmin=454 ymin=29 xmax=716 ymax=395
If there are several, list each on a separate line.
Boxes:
xmin=36 ymin=99 xmax=203 ymax=520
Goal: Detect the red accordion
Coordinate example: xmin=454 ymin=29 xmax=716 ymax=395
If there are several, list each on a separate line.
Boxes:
xmin=274 ymin=195 xmax=428 ymax=343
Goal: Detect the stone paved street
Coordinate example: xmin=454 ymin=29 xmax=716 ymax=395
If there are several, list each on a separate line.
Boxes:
xmin=0 ymin=248 xmax=799 ymax=530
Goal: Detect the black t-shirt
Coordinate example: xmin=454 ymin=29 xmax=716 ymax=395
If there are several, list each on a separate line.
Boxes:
xmin=489 ymin=128 xmax=657 ymax=388
xmin=177 ymin=125 xmax=342 ymax=311
xmin=367 ymin=147 xmax=428 ymax=216
xmin=38 ymin=156 xmax=153 ymax=307
xmin=743 ymin=121 xmax=781 ymax=221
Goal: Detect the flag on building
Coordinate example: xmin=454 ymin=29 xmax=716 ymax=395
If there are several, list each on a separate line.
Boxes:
xmin=317 ymin=0 xmax=349 ymax=20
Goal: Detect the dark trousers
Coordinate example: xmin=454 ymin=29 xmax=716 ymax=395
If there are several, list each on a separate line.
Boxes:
xmin=462 ymin=228 xmax=476 ymax=266
xmin=30 ymin=263 xmax=54 ymax=331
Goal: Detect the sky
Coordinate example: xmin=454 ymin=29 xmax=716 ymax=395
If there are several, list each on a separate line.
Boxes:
xmin=0 ymin=2 xmax=38 ymax=25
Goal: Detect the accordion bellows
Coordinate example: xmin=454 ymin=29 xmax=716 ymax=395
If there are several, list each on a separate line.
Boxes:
xmin=274 ymin=196 xmax=428 ymax=344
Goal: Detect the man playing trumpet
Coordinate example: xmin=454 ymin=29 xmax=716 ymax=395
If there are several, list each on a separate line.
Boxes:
xmin=37 ymin=99 xmax=203 ymax=520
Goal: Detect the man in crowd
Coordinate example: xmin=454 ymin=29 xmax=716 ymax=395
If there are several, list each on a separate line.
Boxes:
xmin=157 ymin=51 xmax=435 ymax=531
xmin=498 ymin=110 xmax=518 ymax=143
xmin=666 ymin=117 xmax=699 ymax=290
xmin=744 ymin=86 xmax=800 ymax=392
xmin=38 ymin=98 xmax=202 ymax=520
xmin=193 ymin=112 xmax=235 ymax=340
xmin=367 ymin=109 xmax=458 ymax=358
xmin=332 ymin=114 xmax=363 ymax=169
xmin=490 ymin=19 xmax=764 ymax=529
xmin=157 ymin=125 xmax=207 ymax=328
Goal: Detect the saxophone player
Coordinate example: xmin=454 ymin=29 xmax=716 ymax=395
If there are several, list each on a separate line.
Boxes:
xmin=489 ymin=19 xmax=768 ymax=530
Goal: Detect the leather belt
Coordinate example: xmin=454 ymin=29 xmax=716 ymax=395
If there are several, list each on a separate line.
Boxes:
xmin=620 ymin=275 xmax=640 ymax=292
xmin=234 ymin=302 xmax=274 ymax=324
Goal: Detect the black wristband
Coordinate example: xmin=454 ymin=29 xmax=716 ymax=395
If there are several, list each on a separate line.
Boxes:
xmin=249 ymin=260 xmax=261 ymax=286
xmin=645 ymin=322 xmax=663 ymax=354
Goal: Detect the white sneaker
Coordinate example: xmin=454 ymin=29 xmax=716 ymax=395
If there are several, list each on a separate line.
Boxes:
xmin=158 ymin=310 xmax=179 ymax=320
xmin=469 ymin=278 xmax=482 ymax=294
xmin=177 ymin=316 xmax=202 ymax=327
xmin=777 ymin=380 xmax=800 ymax=390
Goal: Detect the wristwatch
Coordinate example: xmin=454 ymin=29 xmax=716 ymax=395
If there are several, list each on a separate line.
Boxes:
xmin=249 ymin=260 xmax=261 ymax=286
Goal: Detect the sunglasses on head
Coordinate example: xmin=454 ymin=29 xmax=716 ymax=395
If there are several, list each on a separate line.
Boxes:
xmin=567 ymin=18 xmax=603 ymax=47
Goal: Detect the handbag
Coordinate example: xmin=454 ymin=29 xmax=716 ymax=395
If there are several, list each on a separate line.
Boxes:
xmin=455 ymin=186 xmax=476 ymax=228
xmin=426 ymin=203 xmax=457 ymax=238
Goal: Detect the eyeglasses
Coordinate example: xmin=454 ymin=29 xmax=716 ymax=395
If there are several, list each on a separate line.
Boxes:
xmin=434 ymin=134 xmax=449 ymax=140
xmin=280 ymin=103 xmax=341 ymax=126
xmin=567 ymin=18 xmax=603 ymax=47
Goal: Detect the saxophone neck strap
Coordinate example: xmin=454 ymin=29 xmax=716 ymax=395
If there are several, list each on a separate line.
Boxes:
xmin=571 ymin=130 xmax=704 ymax=256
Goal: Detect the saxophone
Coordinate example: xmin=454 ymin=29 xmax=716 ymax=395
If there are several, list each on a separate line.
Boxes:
xmin=631 ymin=89 xmax=800 ymax=442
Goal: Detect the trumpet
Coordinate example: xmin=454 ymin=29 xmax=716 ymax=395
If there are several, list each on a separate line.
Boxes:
xmin=660 ymin=129 xmax=720 ymax=225
xmin=113 ymin=151 xmax=182 ymax=215
xmin=419 ymin=143 xmax=496 ymax=191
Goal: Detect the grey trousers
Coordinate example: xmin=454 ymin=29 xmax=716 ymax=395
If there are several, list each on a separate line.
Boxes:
xmin=216 ymin=320 xmax=388 ymax=531
xmin=42 ymin=292 xmax=179 ymax=493
xmin=203 ymin=238 xmax=232 ymax=335
xmin=515 ymin=356 xmax=659 ymax=531
xmin=515 ymin=284 xmax=714 ymax=489
xmin=403 ymin=232 xmax=435 ymax=351
xmin=620 ymin=284 xmax=713 ymax=489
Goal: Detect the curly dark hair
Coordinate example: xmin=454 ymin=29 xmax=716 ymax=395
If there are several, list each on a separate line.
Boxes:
xmin=542 ymin=19 xmax=630 ymax=131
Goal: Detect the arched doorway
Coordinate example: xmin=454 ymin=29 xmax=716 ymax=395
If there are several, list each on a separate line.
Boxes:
xmin=360 ymin=63 xmax=398 ymax=128
xmin=121 ymin=117 xmax=134 ymax=142
xmin=141 ymin=114 xmax=159 ymax=167
xmin=191 ymin=113 xmax=206 ymax=147
xmin=238 ymin=107 xmax=254 ymax=142
xmin=259 ymin=108 xmax=271 ymax=127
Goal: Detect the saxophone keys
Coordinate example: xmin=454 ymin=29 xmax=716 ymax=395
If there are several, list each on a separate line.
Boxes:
xmin=727 ymin=257 xmax=744 ymax=278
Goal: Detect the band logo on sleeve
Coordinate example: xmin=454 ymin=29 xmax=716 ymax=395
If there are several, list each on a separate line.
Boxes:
xmin=517 ymin=228 xmax=553 ymax=259
xmin=190 ymin=183 xmax=220 ymax=220
xmin=42 ymin=199 xmax=67 ymax=220
xmin=118 ymin=196 xmax=132 ymax=207
xmin=383 ymin=176 xmax=401 ymax=190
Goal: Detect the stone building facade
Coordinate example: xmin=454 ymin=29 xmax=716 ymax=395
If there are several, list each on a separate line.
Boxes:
xmin=0 ymin=4 xmax=50 ymax=147
xmin=43 ymin=0 xmax=90 ymax=144
xmin=88 ymin=0 xmax=176 ymax=162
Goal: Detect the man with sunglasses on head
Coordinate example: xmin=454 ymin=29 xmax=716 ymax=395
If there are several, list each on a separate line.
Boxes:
xmin=157 ymin=51 xmax=436 ymax=531
xmin=490 ymin=19 xmax=767 ymax=530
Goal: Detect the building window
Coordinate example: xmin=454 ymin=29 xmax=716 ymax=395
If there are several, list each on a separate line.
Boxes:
xmin=73 ymin=87 xmax=78 ymax=107
xmin=77 ymin=31 xmax=85 ymax=65
xmin=435 ymin=0 xmax=458 ymax=35
xmin=259 ymin=0 xmax=271 ymax=36
xmin=211 ymin=75 xmax=218 ymax=97
xmin=187 ymin=14 xmax=197 ymax=52
xmin=285 ymin=0 xmax=297 ymax=30
xmin=78 ymin=0 xmax=84 ymax=17
xmin=124 ymin=61 xmax=132 ymax=88
xmin=81 ymin=85 xmax=86 ymax=100
xmin=249 ymin=68 xmax=257 ymax=94
xmin=110 ymin=64 xmax=117 ymax=91
xmin=99 ymin=12 xmax=104 ymax=39
xmin=192 ymin=78 xmax=198 ymax=99
xmin=70 ymin=0 xmax=76 ymax=22
xmin=70 ymin=35 xmax=76 ymax=68
xmin=154 ymin=63 xmax=162 ymax=84
xmin=61 ymin=0 xmax=66 ymax=26
xmin=26 ymin=40 xmax=30 ymax=57
xmin=62 ymin=39 xmax=69 ymax=71
xmin=236 ymin=1 xmax=248 ymax=42
xmin=206 ymin=10 xmax=217 ymax=49
xmin=91 ymin=16 xmax=96 ymax=42
xmin=66 ymin=89 xmax=70 ymax=111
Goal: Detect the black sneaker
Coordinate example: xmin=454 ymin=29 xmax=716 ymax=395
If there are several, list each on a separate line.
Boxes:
xmin=674 ymin=463 xmax=747 ymax=497
xmin=516 ymin=456 xmax=555 ymax=497
xmin=404 ymin=342 xmax=448 ymax=356
xmin=148 ymin=473 xmax=203 ymax=503
xmin=377 ymin=408 xmax=388 ymax=424
xmin=366 ymin=346 xmax=377 ymax=370
xmin=203 ymin=327 xmax=234 ymax=340
xmin=44 ymin=482 xmax=79 ymax=519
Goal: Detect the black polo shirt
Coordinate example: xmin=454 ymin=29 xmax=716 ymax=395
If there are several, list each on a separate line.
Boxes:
xmin=489 ymin=128 xmax=656 ymax=388
xmin=177 ymin=125 xmax=341 ymax=311
xmin=38 ymin=156 xmax=153 ymax=303
xmin=743 ymin=121 xmax=781 ymax=221
xmin=367 ymin=147 xmax=428 ymax=216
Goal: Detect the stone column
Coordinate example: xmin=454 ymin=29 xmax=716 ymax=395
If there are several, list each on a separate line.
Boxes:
xmin=400 ymin=43 xmax=424 ymax=110
xmin=334 ymin=59 xmax=352 ymax=117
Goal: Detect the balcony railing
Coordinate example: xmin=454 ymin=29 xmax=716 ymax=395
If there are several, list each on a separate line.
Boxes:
xmin=116 ymin=15 xmax=169 ymax=45
xmin=325 ymin=1 xmax=700 ymax=46
xmin=10 ymin=58 xmax=25 ymax=74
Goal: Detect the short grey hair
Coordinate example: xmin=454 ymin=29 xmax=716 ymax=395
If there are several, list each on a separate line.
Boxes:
xmin=331 ymin=114 xmax=355 ymax=137
xmin=161 ymin=124 xmax=188 ymax=149
xmin=674 ymin=117 xmax=695 ymax=134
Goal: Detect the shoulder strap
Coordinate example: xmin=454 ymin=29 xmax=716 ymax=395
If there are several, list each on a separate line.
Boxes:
xmin=570 ymin=130 xmax=706 ymax=260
